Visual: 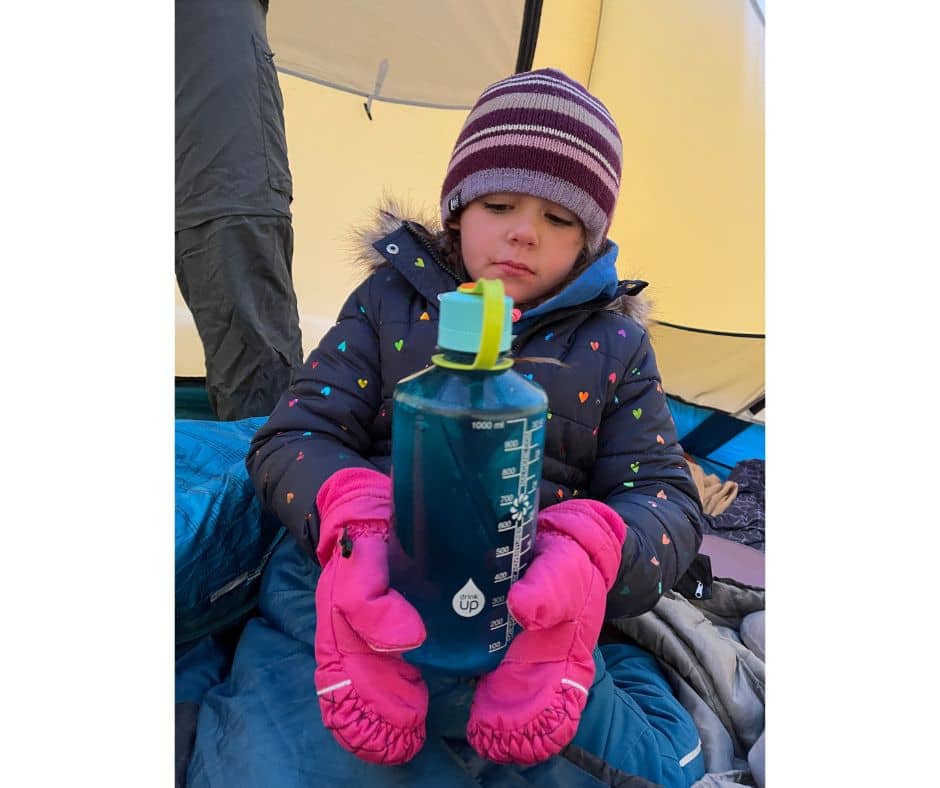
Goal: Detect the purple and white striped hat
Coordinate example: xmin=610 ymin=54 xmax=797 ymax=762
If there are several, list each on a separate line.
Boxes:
xmin=440 ymin=68 xmax=622 ymax=254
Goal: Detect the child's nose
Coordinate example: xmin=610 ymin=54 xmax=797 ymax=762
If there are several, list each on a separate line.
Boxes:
xmin=507 ymin=214 xmax=538 ymax=246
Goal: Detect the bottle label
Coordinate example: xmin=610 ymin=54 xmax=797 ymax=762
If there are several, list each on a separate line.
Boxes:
xmin=452 ymin=578 xmax=486 ymax=618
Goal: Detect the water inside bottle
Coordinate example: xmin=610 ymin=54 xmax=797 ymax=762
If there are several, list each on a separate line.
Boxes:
xmin=390 ymin=371 xmax=546 ymax=676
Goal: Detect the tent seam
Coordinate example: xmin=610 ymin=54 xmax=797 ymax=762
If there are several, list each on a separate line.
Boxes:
xmin=273 ymin=68 xmax=474 ymax=111
xmin=587 ymin=0 xmax=604 ymax=88
xmin=652 ymin=321 xmax=764 ymax=339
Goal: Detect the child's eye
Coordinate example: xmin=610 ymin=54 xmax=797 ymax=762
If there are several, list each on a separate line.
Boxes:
xmin=483 ymin=202 xmax=511 ymax=213
xmin=546 ymin=213 xmax=575 ymax=227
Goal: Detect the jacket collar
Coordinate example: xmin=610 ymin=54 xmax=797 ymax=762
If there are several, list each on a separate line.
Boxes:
xmin=512 ymin=240 xmax=644 ymax=333
xmin=371 ymin=222 xmax=462 ymax=305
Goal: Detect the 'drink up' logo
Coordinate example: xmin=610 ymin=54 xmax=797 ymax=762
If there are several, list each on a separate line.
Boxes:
xmin=452 ymin=578 xmax=485 ymax=618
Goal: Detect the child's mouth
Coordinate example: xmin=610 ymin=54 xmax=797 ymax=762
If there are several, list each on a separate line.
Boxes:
xmin=491 ymin=261 xmax=534 ymax=277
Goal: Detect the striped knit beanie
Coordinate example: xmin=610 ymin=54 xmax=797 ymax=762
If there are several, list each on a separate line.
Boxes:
xmin=440 ymin=68 xmax=622 ymax=255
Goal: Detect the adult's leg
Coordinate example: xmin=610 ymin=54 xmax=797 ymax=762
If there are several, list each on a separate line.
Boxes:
xmin=176 ymin=215 xmax=303 ymax=420
xmin=175 ymin=0 xmax=292 ymax=227
xmin=176 ymin=0 xmax=301 ymax=419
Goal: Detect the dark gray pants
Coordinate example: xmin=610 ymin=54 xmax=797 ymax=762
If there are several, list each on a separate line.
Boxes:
xmin=176 ymin=0 xmax=301 ymax=420
xmin=176 ymin=215 xmax=303 ymax=420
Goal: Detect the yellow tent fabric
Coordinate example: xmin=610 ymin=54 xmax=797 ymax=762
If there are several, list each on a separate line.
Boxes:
xmin=175 ymin=0 xmax=764 ymax=420
xmin=265 ymin=0 xmax=527 ymax=109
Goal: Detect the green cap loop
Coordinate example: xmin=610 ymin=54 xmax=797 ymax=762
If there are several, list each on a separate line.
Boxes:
xmin=432 ymin=278 xmax=513 ymax=371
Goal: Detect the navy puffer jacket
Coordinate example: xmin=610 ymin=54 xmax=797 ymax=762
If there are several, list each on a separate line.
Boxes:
xmin=247 ymin=209 xmax=705 ymax=620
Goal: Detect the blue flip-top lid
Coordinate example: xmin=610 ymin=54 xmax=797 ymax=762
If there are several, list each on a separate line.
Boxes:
xmin=436 ymin=283 xmax=513 ymax=355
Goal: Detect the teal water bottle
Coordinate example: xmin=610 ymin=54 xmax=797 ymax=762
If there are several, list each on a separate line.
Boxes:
xmin=390 ymin=279 xmax=548 ymax=677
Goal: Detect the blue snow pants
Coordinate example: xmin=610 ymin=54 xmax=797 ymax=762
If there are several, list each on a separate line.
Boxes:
xmin=183 ymin=537 xmax=705 ymax=787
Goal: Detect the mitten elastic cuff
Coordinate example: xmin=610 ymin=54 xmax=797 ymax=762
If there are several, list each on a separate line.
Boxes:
xmin=315 ymin=467 xmax=392 ymax=564
xmin=536 ymin=499 xmax=626 ymax=589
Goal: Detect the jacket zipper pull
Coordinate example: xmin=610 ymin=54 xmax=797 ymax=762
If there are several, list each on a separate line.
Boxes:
xmin=694 ymin=580 xmax=704 ymax=599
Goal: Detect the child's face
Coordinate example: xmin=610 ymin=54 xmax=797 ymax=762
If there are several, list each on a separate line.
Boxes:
xmin=453 ymin=193 xmax=586 ymax=307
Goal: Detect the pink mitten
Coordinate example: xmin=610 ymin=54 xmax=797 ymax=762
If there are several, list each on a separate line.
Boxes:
xmin=467 ymin=499 xmax=626 ymax=764
xmin=313 ymin=467 xmax=429 ymax=765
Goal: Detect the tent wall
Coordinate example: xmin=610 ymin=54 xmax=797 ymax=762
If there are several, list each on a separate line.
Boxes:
xmin=264 ymin=1 xmax=525 ymax=109
xmin=586 ymin=0 xmax=764 ymax=418
xmin=591 ymin=0 xmax=764 ymax=334
xmin=175 ymin=0 xmax=764 ymax=423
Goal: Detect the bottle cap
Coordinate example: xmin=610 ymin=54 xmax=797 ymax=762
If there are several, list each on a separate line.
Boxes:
xmin=434 ymin=279 xmax=513 ymax=370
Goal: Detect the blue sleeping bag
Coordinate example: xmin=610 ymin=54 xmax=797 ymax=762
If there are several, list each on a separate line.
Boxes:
xmin=175 ymin=418 xmax=284 ymax=648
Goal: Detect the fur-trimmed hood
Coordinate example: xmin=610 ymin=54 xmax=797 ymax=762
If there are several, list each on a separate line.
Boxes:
xmin=346 ymin=196 xmax=440 ymax=273
xmin=346 ymin=197 xmax=653 ymax=328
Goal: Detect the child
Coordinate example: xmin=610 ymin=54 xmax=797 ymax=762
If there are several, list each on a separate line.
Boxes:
xmin=233 ymin=68 xmax=707 ymax=786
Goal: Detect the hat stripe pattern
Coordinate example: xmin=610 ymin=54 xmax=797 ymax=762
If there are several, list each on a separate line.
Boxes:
xmin=451 ymin=124 xmax=621 ymax=185
xmin=445 ymin=136 xmax=619 ymax=212
xmin=454 ymin=106 xmax=620 ymax=174
xmin=441 ymin=68 xmax=622 ymax=254
xmin=457 ymin=104 xmax=622 ymax=174
xmin=478 ymin=73 xmax=617 ymax=130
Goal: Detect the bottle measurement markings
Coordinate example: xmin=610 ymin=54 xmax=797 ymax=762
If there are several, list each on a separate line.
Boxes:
xmin=489 ymin=416 xmax=544 ymax=649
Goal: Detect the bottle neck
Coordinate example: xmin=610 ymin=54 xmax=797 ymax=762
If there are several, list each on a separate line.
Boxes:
xmin=432 ymin=347 xmax=512 ymax=371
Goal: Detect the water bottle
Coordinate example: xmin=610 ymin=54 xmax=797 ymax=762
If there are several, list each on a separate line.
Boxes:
xmin=390 ymin=279 xmax=548 ymax=677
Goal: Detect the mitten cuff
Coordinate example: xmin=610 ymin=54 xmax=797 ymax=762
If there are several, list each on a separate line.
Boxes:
xmin=316 ymin=467 xmax=392 ymax=564
xmin=536 ymin=499 xmax=626 ymax=589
